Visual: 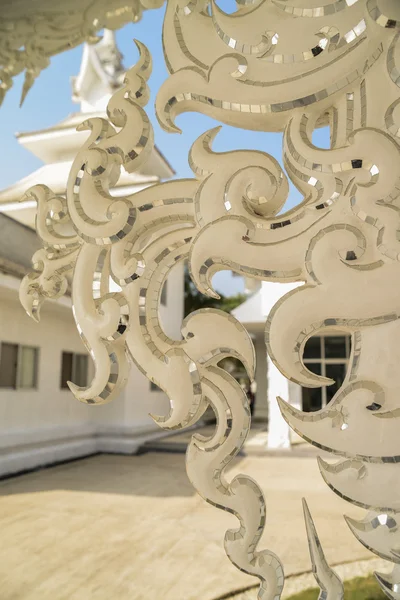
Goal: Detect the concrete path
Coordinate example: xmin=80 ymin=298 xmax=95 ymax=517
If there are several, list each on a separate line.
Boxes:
xmin=144 ymin=424 xmax=320 ymax=456
xmin=143 ymin=423 xmax=271 ymax=454
xmin=0 ymin=452 xmax=374 ymax=600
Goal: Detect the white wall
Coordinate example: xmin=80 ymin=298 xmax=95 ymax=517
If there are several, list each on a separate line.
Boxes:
xmin=253 ymin=334 xmax=268 ymax=421
xmin=288 ymin=381 xmax=304 ymax=445
xmin=159 ymin=262 xmax=184 ymax=340
xmin=116 ymin=261 xmax=184 ymax=444
xmin=266 ymin=354 xmax=291 ymax=449
xmin=0 ymin=265 xmax=184 ymax=476
xmin=0 ymin=285 xmax=96 ymax=476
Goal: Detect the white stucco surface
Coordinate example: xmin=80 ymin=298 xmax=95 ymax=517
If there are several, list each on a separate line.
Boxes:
xmin=233 ymin=281 xmax=304 ymax=449
xmin=0 ymin=266 xmax=184 ymax=477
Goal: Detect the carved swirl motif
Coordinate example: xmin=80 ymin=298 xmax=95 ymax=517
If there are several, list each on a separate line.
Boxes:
xmin=20 ymin=0 xmax=400 ymax=597
xmin=21 ymin=41 xmax=284 ymax=596
xmin=0 ymin=0 xmax=164 ymax=106
xmin=160 ymin=0 xmax=400 ymax=595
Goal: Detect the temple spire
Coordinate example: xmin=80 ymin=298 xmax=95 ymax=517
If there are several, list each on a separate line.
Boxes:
xmin=71 ymin=29 xmax=125 ymax=113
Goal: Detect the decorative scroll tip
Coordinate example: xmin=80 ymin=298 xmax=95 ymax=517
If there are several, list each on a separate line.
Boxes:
xmin=375 ymin=570 xmax=400 ymax=600
xmin=193 ymin=271 xmax=220 ymax=298
xmin=19 ymin=88 xmax=29 ymax=108
xmin=149 ymin=411 xmax=168 ymax=425
xmin=20 ymin=183 xmax=46 ymax=203
xmin=189 ymin=126 xmax=223 ymax=161
xmin=30 ymin=311 xmax=40 ymax=324
xmin=317 ymin=455 xmax=357 ymax=476
xmin=155 ymin=109 xmax=182 ymax=134
xmin=132 ymin=39 xmax=152 ymax=80
xmin=207 ymin=289 xmax=220 ymax=299
xmin=276 ymin=395 xmax=301 ymax=420
xmin=19 ymin=280 xmax=41 ymax=323
xmin=277 ymin=395 xmax=290 ymax=411
xmin=343 ymin=514 xmax=359 ymax=530
xmin=67 ymin=380 xmax=90 ymax=404
xmin=22 ymin=303 xmax=40 ymax=323
xmin=87 ymin=34 xmax=102 ymax=44
xmin=276 ymin=395 xmax=298 ymax=428
xmin=67 ymin=381 xmax=78 ymax=396
xmin=76 ymin=120 xmax=91 ymax=132
xmin=66 ymin=381 xmax=98 ymax=406
xmin=316 ymin=455 xmax=330 ymax=475
xmin=303 ymin=498 xmax=344 ymax=600
xmin=19 ymin=71 xmax=36 ymax=107
xmin=302 ymin=497 xmax=314 ymax=529
xmin=205 ymin=125 xmax=222 ymax=144
xmin=149 ymin=411 xmax=160 ymax=423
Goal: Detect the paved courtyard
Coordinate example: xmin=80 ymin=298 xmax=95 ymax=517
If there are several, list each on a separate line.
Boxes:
xmin=0 ymin=450 xmax=375 ymax=600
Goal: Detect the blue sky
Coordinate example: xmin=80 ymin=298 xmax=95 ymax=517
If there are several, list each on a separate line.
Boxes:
xmin=0 ymin=4 xmax=328 ymax=295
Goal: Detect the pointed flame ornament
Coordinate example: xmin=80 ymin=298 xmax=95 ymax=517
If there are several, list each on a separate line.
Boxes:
xmin=20 ymin=0 xmax=400 ymax=597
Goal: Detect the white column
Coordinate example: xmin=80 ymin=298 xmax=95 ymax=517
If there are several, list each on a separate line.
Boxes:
xmin=266 ymin=354 xmax=291 ymax=449
xmin=253 ymin=334 xmax=268 ymax=422
xmin=288 ymin=381 xmax=304 ymax=445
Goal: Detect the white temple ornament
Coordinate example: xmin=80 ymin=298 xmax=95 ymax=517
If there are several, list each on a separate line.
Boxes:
xmin=18 ymin=0 xmax=400 ymax=597
xmin=0 ymin=0 xmax=164 ymax=107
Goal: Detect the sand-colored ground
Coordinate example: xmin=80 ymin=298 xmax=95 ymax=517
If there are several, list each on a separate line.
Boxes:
xmin=0 ymin=452 xmax=372 ymax=600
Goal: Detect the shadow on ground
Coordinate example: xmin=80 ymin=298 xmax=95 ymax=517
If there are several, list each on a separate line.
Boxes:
xmin=0 ymin=452 xmax=372 ymax=600
xmin=0 ymin=451 xmax=245 ymax=498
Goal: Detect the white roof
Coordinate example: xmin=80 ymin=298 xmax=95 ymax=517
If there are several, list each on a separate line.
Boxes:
xmin=0 ymin=33 xmax=175 ymax=229
xmin=0 ymin=156 xmax=164 ymax=229
xmin=231 ymin=289 xmax=264 ymax=326
xmin=15 ymin=114 xmax=175 ymax=176
xmin=0 ymin=161 xmax=159 ymax=204
xmin=71 ymin=30 xmax=125 ymax=114
xmin=232 ymin=281 xmax=302 ymax=329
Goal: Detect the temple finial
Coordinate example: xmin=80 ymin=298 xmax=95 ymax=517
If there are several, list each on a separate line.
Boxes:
xmin=71 ymin=29 xmax=125 ymax=113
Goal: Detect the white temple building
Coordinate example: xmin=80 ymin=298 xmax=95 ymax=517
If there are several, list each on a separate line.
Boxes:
xmin=0 ymin=31 xmax=174 ymax=228
xmin=232 ymin=280 xmax=351 ymax=449
xmin=0 ymin=33 xmax=352 ymax=468
xmin=0 ymin=32 xmax=183 ymax=477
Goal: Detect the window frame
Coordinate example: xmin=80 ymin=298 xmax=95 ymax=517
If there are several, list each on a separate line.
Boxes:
xmin=302 ymin=334 xmax=351 ymax=410
xmin=17 ymin=344 xmax=39 ymax=390
xmin=60 ymin=351 xmax=89 ymax=389
xmin=0 ymin=341 xmax=39 ymax=390
xmin=72 ymin=353 xmax=88 ymax=388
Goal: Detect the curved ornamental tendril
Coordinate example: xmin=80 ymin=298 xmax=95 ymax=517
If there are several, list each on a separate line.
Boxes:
xmin=19 ymin=0 xmax=400 ymax=596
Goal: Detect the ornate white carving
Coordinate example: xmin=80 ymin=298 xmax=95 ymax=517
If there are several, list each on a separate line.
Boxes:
xmin=20 ymin=43 xmax=285 ymax=595
xmin=0 ymin=0 xmax=163 ymax=106
xmin=19 ymin=0 xmax=400 ymax=597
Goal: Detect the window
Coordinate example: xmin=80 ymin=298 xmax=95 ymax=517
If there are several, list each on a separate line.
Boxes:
xmin=0 ymin=342 xmax=39 ymax=389
xmin=60 ymin=352 xmax=88 ymax=389
xmin=302 ymin=335 xmax=351 ymax=412
xmin=19 ymin=346 xmax=39 ymax=389
xmin=160 ymin=280 xmax=168 ymax=306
